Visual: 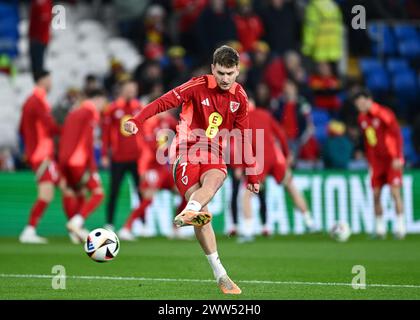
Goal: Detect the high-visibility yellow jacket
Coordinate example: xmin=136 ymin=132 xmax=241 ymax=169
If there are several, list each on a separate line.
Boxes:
xmin=302 ymin=0 xmax=343 ymax=62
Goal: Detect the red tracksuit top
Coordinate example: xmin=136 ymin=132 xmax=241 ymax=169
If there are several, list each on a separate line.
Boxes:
xmin=19 ymin=87 xmax=60 ymax=167
xmin=358 ymin=102 xmax=404 ymax=165
xmin=59 ymin=101 xmax=99 ymax=170
xmin=101 ymin=98 xmax=143 ymax=162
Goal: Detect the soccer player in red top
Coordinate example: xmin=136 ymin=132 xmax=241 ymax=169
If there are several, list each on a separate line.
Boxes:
xmin=229 ymin=99 xmax=314 ymax=242
xmin=59 ymin=90 xmax=108 ymax=242
xmin=354 ymin=89 xmax=406 ymax=239
xmin=124 ymin=45 xmax=259 ymax=294
xmin=19 ymin=70 xmax=60 ymax=244
xmin=118 ymin=111 xmax=187 ymax=241
xmin=101 ymin=79 xmax=143 ymax=230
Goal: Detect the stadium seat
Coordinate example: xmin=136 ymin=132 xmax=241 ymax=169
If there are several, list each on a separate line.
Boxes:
xmin=311 ymin=108 xmax=330 ymax=127
xmin=401 ymin=127 xmax=420 ymax=166
xmin=392 ymin=70 xmax=418 ymax=98
xmin=385 ymin=58 xmax=409 ymax=74
xmin=359 ymin=58 xmax=383 ymax=75
xmin=393 ymin=25 xmax=418 ymax=41
xmin=399 ymin=38 xmax=420 ymax=58
xmin=392 ymin=70 xmax=418 ymax=118
xmin=367 ymin=23 xmax=397 ymax=56
xmin=365 ymin=69 xmax=390 ymax=94
xmin=314 ymin=124 xmax=328 ymax=144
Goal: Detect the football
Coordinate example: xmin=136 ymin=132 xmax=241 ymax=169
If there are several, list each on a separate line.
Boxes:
xmin=84 ymin=228 xmax=120 ymax=262
xmin=330 ymin=222 xmax=351 ymax=242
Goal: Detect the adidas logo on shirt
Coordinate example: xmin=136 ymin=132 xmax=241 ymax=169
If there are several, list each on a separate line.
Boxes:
xmin=201 ymin=98 xmax=210 ymax=106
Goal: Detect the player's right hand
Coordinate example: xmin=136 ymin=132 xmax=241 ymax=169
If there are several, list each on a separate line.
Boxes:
xmin=247 ymin=183 xmax=260 ymax=194
xmin=123 ymin=120 xmax=138 ymax=135
xmin=392 ymin=158 xmax=403 ymax=170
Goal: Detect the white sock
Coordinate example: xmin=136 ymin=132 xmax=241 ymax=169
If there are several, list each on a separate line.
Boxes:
xmin=243 ymin=218 xmax=253 ymax=237
xmin=303 ymin=212 xmax=314 ymax=228
xmin=376 ymin=216 xmax=385 ymax=235
xmin=22 ymin=225 xmax=35 ymax=235
xmin=184 ymin=200 xmax=202 ymax=212
xmin=396 ymin=214 xmax=405 ymax=234
xmin=71 ymin=214 xmax=85 ymax=228
xmin=206 ymin=252 xmax=227 ymax=281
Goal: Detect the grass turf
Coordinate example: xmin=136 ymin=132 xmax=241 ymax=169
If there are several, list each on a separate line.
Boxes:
xmin=1 ymin=234 xmax=420 ymax=300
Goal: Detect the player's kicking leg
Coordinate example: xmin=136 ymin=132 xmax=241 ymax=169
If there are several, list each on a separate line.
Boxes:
xmin=391 ymin=185 xmax=405 ymax=239
xmin=19 ymin=181 xmax=54 ymax=244
xmin=175 ymin=169 xmax=241 ymax=294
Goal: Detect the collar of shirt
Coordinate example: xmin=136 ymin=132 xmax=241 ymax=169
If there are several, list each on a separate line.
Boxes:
xmin=368 ymin=102 xmax=381 ymax=117
xmin=206 ymin=74 xmax=238 ymax=95
xmin=116 ymin=97 xmax=138 ymax=110
xmin=33 ymin=86 xmax=47 ymax=102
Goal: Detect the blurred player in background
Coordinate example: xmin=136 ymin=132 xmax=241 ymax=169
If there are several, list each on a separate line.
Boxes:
xmin=60 ymin=89 xmax=108 ymax=242
xmin=101 ymin=78 xmax=143 ymax=230
xmin=229 ymin=98 xmax=314 ymax=242
xmin=124 ymin=45 xmax=259 ymax=294
xmin=19 ymin=70 xmax=60 ymax=244
xmin=354 ymin=88 xmax=406 ymax=239
xmin=118 ymin=110 xmax=187 ymax=241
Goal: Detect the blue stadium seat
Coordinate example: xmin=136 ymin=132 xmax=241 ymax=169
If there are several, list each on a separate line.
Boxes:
xmin=365 ymin=69 xmax=390 ymax=93
xmin=386 ymin=58 xmax=409 ymax=74
xmin=359 ymin=58 xmax=383 ymax=75
xmin=0 ymin=3 xmax=19 ymax=57
xmin=399 ymin=38 xmax=420 ymax=58
xmin=311 ymin=108 xmax=330 ymax=127
xmin=368 ymin=23 xmax=397 ymax=56
xmin=392 ymin=70 xmax=418 ymax=118
xmin=393 ymin=70 xmax=418 ymax=98
xmin=401 ymin=127 xmax=420 ymax=166
xmin=394 ymin=25 xmax=418 ymax=41
xmin=314 ymin=124 xmax=328 ymax=144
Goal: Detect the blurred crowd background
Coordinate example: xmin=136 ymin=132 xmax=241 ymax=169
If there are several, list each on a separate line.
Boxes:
xmin=0 ymin=0 xmax=419 ymax=172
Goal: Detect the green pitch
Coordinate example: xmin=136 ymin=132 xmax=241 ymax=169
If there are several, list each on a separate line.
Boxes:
xmin=1 ymin=234 xmax=420 ymax=300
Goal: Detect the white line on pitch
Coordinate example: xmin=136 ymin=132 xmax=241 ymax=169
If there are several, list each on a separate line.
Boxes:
xmin=0 ymin=273 xmax=420 ymax=289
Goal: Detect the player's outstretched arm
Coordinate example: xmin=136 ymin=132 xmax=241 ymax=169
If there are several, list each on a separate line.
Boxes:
xmin=123 ymin=78 xmax=199 ymax=135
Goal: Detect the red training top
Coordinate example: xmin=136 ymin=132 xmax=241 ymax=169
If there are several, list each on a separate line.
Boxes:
xmin=19 ymin=86 xmax=60 ymax=167
xmin=59 ymin=100 xmax=99 ymax=170
xmin=358 ymin=102 xmax=404 ymax=165
xmin=101 ymin=98 xmax=143 ymax=162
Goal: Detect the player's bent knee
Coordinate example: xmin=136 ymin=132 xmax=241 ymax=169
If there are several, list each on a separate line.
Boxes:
xmin=38 ymin=182 xmax=55 ymax=202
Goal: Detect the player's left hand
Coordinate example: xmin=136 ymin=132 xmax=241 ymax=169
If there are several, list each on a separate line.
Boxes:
xmin=247 ymin=183 xmax=260 ymax=194
xmin=392 ymin=158 xmax=403 ymax=170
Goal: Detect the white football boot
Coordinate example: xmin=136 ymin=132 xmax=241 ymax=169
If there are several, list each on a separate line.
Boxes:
xmin=19 ymin=226 xmax=48 ymax=244
xmin=66 ymin=214 xmax=86 ymax=241
xmin=118 ymin=228 xmax=136 ymax=241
